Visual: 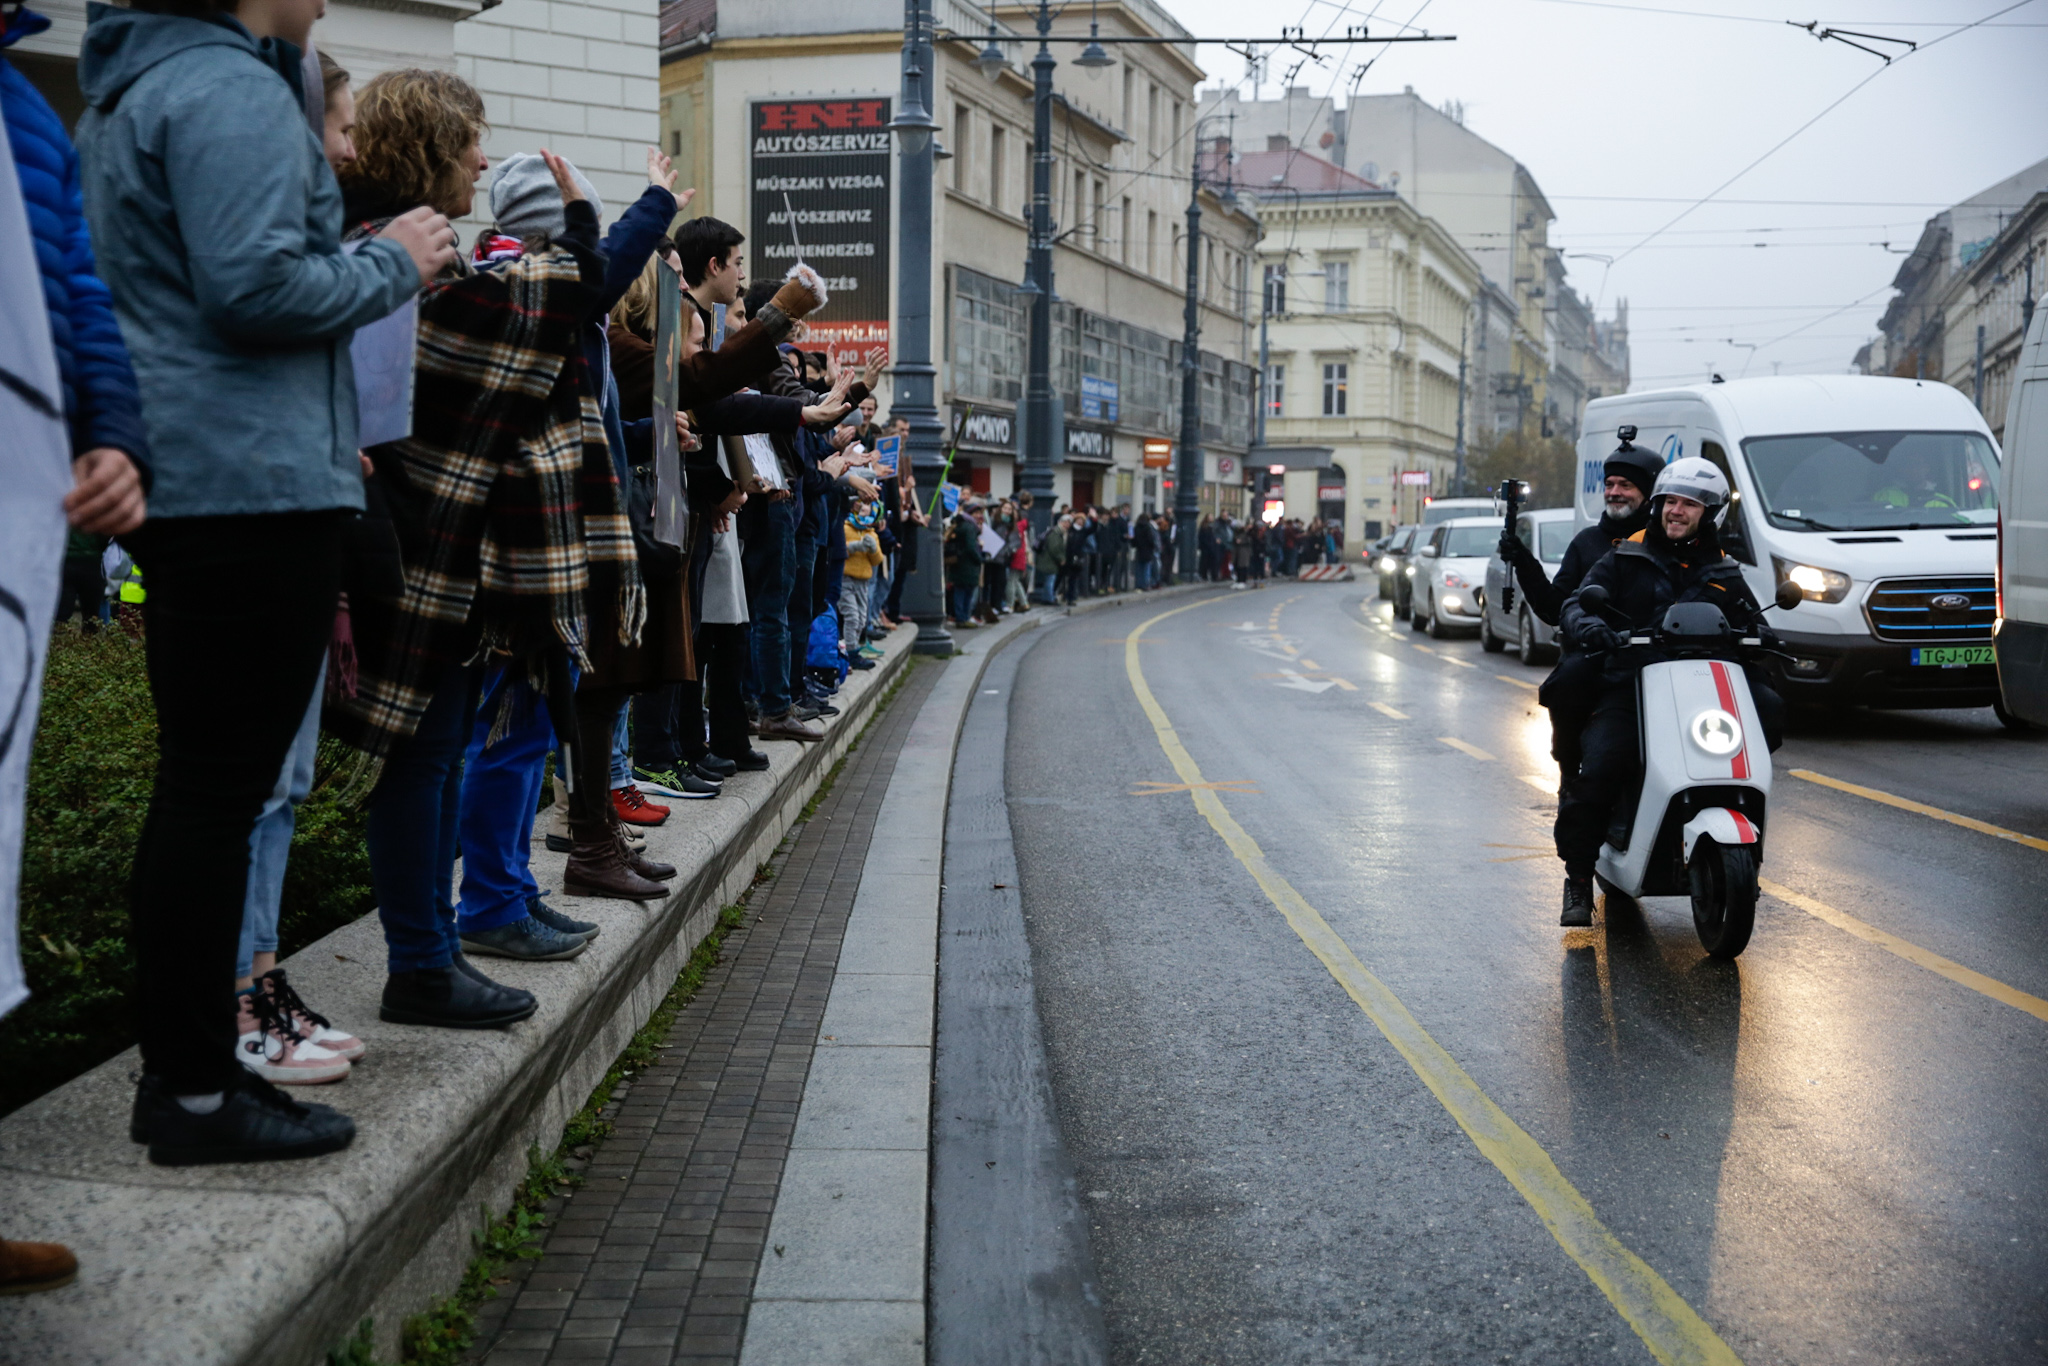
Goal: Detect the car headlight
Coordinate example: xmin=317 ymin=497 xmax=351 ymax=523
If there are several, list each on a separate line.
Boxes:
xmin=1690 ymin=708 xmax=1743 ymax=756
xmin=1441 ymin=594 xmax=1463 ymax=612
xmin=1442 ymin=572 xmax=1470 ymax=589
xmin=1378 ymin=558 xmax=1395 ymax=572
xmin=1773 ymin=556 xmax=1851 ymax=604
xmin=1404 ymin=565 xmax=1416 ymax=577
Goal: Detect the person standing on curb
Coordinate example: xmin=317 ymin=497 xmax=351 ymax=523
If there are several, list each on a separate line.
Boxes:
xmin=78 ymin=0 xmax=450 ymax=1166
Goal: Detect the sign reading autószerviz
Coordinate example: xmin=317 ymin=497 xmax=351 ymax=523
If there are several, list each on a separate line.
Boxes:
xmin=750 ymin=98 xmax=892 ymax=370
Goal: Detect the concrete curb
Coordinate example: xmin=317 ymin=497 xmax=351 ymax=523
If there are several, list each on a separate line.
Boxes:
xmin=0 ymin=628 xmax=914 ymax=1366
xmin=738 ymin=579 xmax=1221 ymax=1365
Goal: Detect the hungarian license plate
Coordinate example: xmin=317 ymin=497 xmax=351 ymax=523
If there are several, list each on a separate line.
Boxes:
xmin=1911 ymin=645 xmax=1994 ymax=668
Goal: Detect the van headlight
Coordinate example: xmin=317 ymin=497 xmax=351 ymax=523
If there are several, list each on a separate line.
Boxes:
xmin=1773 ymin=555 xmax=1851 ymax=604
xmin=1690 ymin=708 xmax=1742 ymax=756
xmin=1404 ymin=565 xmax=1416 ymax=577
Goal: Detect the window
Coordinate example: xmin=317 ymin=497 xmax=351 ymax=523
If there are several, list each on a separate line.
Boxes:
xmin=988 ymin=125 xmax=1005 ymax=211
xmin=1120 ymin=196 xmax=1132 ymax=264
xmin=1171 ymin=100 xmax=1182 ymax=153
xmin=951 ymin=105 xmax=969 ymax=192
xmin=1093 ymin=179 xmax=1106 ymax=254
xmin=1322 ymin=362 xmax=1348 ymax=416
xmin=1122 ymin=65 xmax=1134 ymax=132
xmin=1267 ymin=363 xmax=1285 ymax=416
xmin=1147 ymin=84 xmax=1159 ymax=155
xmin=1324 ymin=260 xmax=1350 ymax=311
xmin=1263 ymin=263 xmax=1286 ymax=315
xmin=1147 ymin=210 xmax=1158 ymax=276
xmin=1073 ymin=169 xmax=1086 ymax=237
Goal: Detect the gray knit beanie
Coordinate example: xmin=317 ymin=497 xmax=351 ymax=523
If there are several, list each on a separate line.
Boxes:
xmin=489 ymin=152 xmax=605 ymax=240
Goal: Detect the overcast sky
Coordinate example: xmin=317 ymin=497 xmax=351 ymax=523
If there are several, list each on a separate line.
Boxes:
xmin=1162 ymin=0 xmax=2048 ymax=392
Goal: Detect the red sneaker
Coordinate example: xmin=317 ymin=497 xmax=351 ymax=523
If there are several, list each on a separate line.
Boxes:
xmin=612 ymin=785 xmax=670 ymax=826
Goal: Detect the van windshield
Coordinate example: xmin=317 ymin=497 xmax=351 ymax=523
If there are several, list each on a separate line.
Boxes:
xmin=1740 ymin=431 xmax=1998 ymax=531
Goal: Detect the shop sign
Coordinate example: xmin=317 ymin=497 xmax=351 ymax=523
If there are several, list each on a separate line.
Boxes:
xmin=1398 ymin=469 xmax=1431 ymax=486
xmin=1065 ymin=425 xmax=1113 ymax=463
xmin=1081 ymin=374 xmax=1120 ymax=422
xmin=750 ymin=97 xmax=891 ymax=369
xmin=1142 ymin=438 xmax=1173 ymax=468
xmin=954 ymin=407 xmax=1015 ymax=452
xmin=1217 ymin=456 xmax=1237 ymax=479
xmin=1318 ymin=483 xmax=1345 ymax=502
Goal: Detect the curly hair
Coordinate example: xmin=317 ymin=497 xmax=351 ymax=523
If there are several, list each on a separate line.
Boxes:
xmin=339 ymin=69 xmax=487 ymax=217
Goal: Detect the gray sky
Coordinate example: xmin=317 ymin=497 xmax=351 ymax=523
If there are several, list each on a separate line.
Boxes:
xmin=1163 ymin=0 xmax=2048 ymax=392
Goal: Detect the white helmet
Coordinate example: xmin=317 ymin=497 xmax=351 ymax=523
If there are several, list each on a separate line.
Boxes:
xmin=1652 ymin=456 xmax=1729 ymax=510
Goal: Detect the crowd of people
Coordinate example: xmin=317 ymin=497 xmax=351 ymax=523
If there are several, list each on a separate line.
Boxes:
xmin=1194 ymin=514 xmax=1343 ymax=587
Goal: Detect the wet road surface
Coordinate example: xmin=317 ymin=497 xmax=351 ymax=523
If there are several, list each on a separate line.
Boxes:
xmin=1000 ymin=583 xmax=2048 ymax=1365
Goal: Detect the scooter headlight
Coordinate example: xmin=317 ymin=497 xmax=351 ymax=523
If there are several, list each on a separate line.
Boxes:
xmin=1690 ymin=708 xmax=1743 ymax=756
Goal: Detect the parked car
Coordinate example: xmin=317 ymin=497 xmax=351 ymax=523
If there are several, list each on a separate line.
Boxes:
xmin=1419 ymin=496 xmax=1495 ymax=526
xmin=1409 ymin=517 xmax=1498 ymax=638
xmin=1481 ymin=507 xmax=1577 ymax=663
xmin=1577 ymin=376 xmax=2001 ymax=713
xmin=1998 ymin=304 xmax=2048 ymax=726
xmin=1375 ymin=524 xmax=1423 ymax=617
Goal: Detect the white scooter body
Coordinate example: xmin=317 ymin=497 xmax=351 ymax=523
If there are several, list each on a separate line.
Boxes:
xmin=1595 ymin=655 xmax=1770 ymax=899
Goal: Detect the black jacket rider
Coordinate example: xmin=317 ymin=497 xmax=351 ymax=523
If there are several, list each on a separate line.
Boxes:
xmin=1503 ymin=503 xmax=1651 ymax=627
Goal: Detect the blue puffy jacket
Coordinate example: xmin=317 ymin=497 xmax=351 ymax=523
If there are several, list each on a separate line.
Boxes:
xmin=0 ymin=6 xmax=151 ymax=479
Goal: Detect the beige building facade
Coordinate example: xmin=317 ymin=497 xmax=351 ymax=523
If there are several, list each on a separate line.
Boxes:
xmin=660 ymin=0 xmax=1262 ymax=514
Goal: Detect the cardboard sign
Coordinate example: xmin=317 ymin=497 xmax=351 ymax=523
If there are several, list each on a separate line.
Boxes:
xmin=873 ymin=433 xmax=900 ymax=477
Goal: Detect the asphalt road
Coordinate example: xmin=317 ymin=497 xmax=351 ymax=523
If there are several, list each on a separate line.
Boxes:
xmin=1000 ymin=581 xmax=2048 ymax=1366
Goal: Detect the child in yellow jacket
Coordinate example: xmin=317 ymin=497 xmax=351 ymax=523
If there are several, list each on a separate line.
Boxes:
xmin=840 ymin=499 xmax=885 ymax=656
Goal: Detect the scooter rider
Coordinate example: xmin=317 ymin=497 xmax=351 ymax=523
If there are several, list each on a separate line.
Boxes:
xmin=1551 ymin=457 xmax=1785 ymax=927
xmin=1502 ymin=429 xmax=1664 ymax=790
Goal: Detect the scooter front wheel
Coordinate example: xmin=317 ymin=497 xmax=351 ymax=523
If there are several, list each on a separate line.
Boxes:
xmin=1690 ymin=838 xmax=1758 ymax=959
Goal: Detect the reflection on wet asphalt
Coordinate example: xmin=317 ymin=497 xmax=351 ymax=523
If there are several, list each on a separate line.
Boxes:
xmin=1003 ymin=585 xmax=2048 ymax=1365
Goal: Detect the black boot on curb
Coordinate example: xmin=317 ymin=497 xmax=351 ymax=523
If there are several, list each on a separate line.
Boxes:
xmin=1561 ymin=876 xmax=1596 ymax=928
xmin=131 ymin=1072 xmax=355 ymax=1167
xmin=381 ymin=964 xmax=538 ymax=1029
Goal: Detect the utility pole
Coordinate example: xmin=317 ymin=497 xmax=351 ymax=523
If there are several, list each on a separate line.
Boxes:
xmin=1018 ymin=5 xmax=1058 ymax=541
xmin=1174 ymin=130 xmax=1205 ymax=581
xmin=888 ymin=0 xmax=949 ymax=654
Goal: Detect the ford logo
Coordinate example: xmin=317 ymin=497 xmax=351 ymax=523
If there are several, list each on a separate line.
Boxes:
xmin=1930 ymin=593 xmax=1971 ymax=612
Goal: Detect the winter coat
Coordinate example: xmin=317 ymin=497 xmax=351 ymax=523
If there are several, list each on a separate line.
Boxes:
xmin=945 ymin=514 xmax=984 ymax=587
xmin=1 ymin=8 xmax=150 ymax=473
xmin=76 ymin=6 xmax=417 ymax=518
xmin=1558 ymin=524 xmax=1772 ymax=686
xmin=1505 ymin=505 xmax=1651 ymax=627
xmin=842 ymin=521 xmax=883 ymax=580
xmin=1133 ymin=515 xmax=1158 ymax=559
xmin=1037 ymin=525 xmax=1065 ymax=576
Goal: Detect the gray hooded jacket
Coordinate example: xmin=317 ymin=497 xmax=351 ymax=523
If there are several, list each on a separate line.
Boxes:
xmin=74 ymin=4 xmax=417 ymax=519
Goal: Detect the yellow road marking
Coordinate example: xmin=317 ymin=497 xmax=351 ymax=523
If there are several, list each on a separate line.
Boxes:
xmin=1125 ymin=600 xmax=1742 ymax=1366
xmin=1330 ymin=676 xmax=1357 ymax=692
xmin=1522 ymin=774 xmax=1560 ymax=794
xmin=1440 ymin=737 xmax=1497 ymax=761
xmin=1370 ymin=701 xmax=1409 ymax=720
xmin=1498 ymin=674 xmax=1540 ymax=691
xmin=1789 ymin=769 xmax=2048 ymax=854
xmin=1131 ymin=779 xmax=1261 ymax=795
xmin=1442 ymin=656 xmax=1477 ymax=669
xmin=1413 ymin=644 xmax=1436 ymax=654
xmin=1301 ymin=658 xmax=1321 ymax=670
xmin=1759 ymin=878 xmax=2048 ymax=1025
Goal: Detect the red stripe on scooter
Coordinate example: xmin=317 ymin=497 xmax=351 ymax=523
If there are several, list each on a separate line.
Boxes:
xmin=1709 ymin=661 xmax=1750 ymax=780
xmin=1729 ymin=811 xmax=1757 ymax=842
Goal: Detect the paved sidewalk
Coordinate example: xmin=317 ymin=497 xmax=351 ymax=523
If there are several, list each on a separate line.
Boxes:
xmin=471 ymin=658 xmax=943 ymax=1366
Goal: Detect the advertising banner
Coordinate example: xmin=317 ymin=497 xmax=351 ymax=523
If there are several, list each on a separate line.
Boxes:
xmin=750 ymin=97 xmax=892 ymax=370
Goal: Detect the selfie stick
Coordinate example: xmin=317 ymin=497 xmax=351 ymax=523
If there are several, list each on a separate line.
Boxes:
xmin=1501 ymin=478 xmax=1525 ymax=615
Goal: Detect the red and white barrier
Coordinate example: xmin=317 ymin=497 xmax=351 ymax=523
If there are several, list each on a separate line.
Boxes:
xmin=1295 ymin=564 xmax=1354 ymax=582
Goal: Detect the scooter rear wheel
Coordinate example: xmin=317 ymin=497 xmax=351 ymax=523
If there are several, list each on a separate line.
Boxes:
xmin=1690 ymin=838 xmax=1758 ymax=959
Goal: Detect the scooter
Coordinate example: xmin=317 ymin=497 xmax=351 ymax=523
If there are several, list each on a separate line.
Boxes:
xmin=1575 ymin=581 xmax=1802 ymax=958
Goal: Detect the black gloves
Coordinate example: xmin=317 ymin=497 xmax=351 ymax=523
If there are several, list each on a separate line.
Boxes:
xmin=1499 ymin=530 xmax=1533 ymax=564
xmin=1573 ymin=616 xmax=1623 ymax=654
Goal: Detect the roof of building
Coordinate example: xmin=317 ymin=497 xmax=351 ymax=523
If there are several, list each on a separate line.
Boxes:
xmin=1203 ymin=143 xmax=1382 ymax=197
xmin=661 ymin=0 xmax=715 ymax=50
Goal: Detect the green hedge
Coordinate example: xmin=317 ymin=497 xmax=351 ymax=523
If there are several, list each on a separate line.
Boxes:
xmin=1 ymin=623 xmax=377 ymax=1117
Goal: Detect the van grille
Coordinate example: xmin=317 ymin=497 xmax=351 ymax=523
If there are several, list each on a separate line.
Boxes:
xmin=1864 ymin=576 xmax=1996 ymax=643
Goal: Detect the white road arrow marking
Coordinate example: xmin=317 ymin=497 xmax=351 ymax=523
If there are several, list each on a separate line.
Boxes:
xmin=1273 ymin=669 xmax=1338 ymax=694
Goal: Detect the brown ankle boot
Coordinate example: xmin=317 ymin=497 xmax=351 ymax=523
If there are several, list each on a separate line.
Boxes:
xmin=0 ymin=1238 xmax=78 ymax=1296
xmin=564 ymin=821 xmax=667 ymax=900
xmin=610 ymin=815 xmax=676 ymax=881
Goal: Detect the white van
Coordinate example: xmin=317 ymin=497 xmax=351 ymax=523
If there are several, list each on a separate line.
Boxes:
xmin=1420 ymin=496 xmax=1495 ymax=526
xmin=1576 ymin=376 xmax=2001 ymax=713
xmin=1997 ymin=306 xmax=2048 ymax=724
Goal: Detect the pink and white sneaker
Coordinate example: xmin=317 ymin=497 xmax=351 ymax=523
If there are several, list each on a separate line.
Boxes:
xmin=260 ymin=968 xmax=365 ymax=1062
xmin=235 ymin=991 xmax=350 ymax=1085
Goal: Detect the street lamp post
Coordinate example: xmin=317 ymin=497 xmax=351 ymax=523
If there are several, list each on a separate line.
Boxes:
xmin=889 ymin=0 xmax=951 ymax=654
xmin=1018 ymin=9 xmax=1058 ymax=541
xmin=1173 ymin=128 xmax=1205 ymax=582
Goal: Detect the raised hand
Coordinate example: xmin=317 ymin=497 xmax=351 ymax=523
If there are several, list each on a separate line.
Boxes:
xmin=540 ymin=148 xmax=585 ymax=204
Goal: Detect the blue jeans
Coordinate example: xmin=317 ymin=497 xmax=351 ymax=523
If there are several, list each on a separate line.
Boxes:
xmin=950 ymin=583 xmax=977 ymax=622
xmin=741 ymin=496 xmax=798 ymax=717
xmin=367 ymin=662 xmax=481 ymax=973
xmin=610 ymin=703 xmax=632 ymax=789
xmin=867 ymin=560 xmax=891 ymax=624
xmin=785 ymin=494 xmax=821 ymax=707
xmin=455 ymin=666 xmax=556 ymax=936
xmin=238 ymin=657 xmax=326 ymax=979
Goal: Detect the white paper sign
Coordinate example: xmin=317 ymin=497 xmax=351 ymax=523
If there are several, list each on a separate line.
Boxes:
xmin=343 ymin=239 xmax=418 ymax=447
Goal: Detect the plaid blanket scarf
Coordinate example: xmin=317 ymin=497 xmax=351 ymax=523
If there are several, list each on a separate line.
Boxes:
xmin=328 ymin=230 xmax=642 ymax=767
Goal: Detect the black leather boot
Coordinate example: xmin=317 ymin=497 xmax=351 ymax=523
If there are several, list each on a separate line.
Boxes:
xmin=380 ymin=964 xmax=538 ymax=1028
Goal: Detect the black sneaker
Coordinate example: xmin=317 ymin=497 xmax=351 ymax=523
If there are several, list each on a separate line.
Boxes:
xmin=133 ymin=1072 xmax=355 ymax=1167
xmin=689 ymin=761 xmax=729 ymax=786
xmin=381 ymin=964 xmax=538 ymax=1029
xmin=717 ymin=748 xmax=771 ymax=772
xmin=672 ymin=771 xmax=719 ymax=799
xmin=802 ymin=695 xmax=841 ymax=717
xmin=695 ymin=753 xmax=738 ymax=779
xmin=528 ymin=897 xmax=600 ymax=941
xmin=1560 ymin=877 xmax=1596 ymax=928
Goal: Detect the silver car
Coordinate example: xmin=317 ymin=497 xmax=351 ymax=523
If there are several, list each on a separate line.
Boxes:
xmin=1409 ymin=517 xmax=1499 ymax=639
xmin=1481 ymin=507 xmax=1576 ymax=664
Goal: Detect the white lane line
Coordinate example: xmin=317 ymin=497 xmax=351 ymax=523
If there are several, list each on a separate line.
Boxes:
xmin=1439 ymin=737 xmax=1497 ymax=761
xmin=1521 ymin=774 xmax=1559 ymax=794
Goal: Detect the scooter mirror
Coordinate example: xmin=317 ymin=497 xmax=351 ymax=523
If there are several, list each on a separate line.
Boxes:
xmin=1774 ymin=580 xmax=1803 ymax=612
xmin=1578 ymin=583 xmax=1610 ymax=611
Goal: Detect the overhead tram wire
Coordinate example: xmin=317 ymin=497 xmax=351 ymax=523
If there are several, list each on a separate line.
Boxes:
xmin=1609 ymin=0 xmax=2039 ymax=267
xmin=1528 ymin=0 xmax=2044 ymax=23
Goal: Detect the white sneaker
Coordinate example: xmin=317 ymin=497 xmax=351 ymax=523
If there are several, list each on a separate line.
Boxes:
xmin=259 ymin=968 xmax=364 ymax=1062
xmin=235 ymin=991 xmax=350 ymax=1085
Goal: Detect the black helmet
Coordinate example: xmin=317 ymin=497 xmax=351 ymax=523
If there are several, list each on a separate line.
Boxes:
xmin=1602 ymin=425 xmax=1664 ymax=497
